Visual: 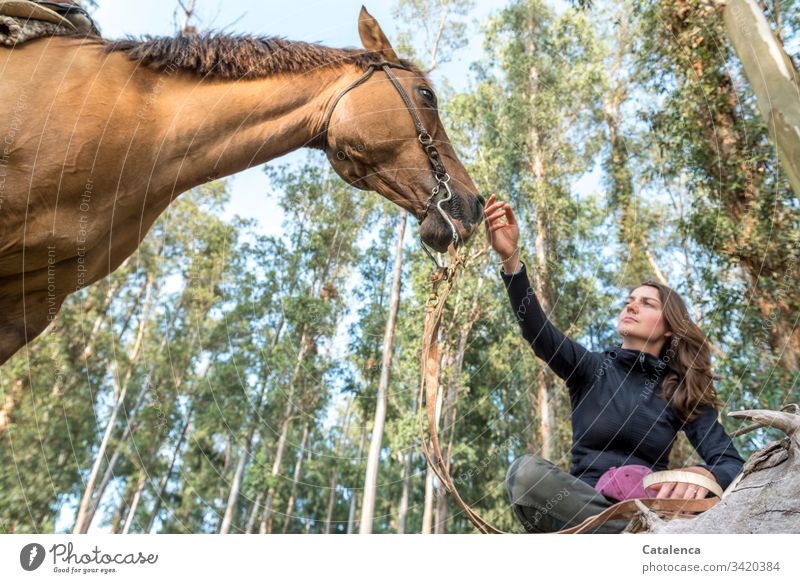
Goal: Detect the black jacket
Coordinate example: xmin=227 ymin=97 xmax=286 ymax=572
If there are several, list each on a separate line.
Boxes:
xmin=502 ymin=262 xmax=744 ymax=490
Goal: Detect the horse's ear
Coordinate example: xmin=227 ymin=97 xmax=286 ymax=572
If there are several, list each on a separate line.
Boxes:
xmin=358 ymin=6 xmax=400 ymax=62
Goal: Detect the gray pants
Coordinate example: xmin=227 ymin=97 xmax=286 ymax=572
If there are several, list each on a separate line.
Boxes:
xmin=506 ymin=454 xmax=630 ymax=534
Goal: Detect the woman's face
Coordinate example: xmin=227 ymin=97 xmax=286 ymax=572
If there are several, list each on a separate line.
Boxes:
xmin=617 ymin=285 xmax=672 ymax=344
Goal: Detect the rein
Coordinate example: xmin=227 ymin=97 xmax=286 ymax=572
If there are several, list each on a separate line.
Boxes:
xmin=418 ymin=248 xmax=505 ymax=533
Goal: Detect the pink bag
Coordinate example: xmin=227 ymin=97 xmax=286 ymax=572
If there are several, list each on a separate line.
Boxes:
xmin=595 ymin=465 xmax=658 ymax=501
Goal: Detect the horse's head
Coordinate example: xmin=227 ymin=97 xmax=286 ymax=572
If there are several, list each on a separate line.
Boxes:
xmin=322 ymin=7 xmax=484 ymax=253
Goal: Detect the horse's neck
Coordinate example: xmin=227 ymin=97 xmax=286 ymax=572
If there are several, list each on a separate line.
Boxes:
xmin=144 ymin=65 xmax=346 ymax=194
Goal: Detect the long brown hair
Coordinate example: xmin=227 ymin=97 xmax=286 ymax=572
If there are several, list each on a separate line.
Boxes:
xmin=632 ymin=280 xmax=723 ymax=424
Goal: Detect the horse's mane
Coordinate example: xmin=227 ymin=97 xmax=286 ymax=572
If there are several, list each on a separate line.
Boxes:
xmin=102 ymin=33 xmax=424 ymax=80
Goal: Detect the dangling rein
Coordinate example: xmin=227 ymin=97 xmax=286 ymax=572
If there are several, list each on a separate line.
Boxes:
xmin=417 ymin=246 xmax=504 ymax=533
xmin=416 ymin=247 xmax=720 ymax=534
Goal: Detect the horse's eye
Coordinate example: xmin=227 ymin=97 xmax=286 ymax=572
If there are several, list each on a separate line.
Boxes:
xmin=418 ymin=87 xmax=437 ymax=108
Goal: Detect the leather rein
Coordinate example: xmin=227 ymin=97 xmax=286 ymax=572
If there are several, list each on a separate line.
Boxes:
xmin=321 ymin=62 xmax=721 ymax=534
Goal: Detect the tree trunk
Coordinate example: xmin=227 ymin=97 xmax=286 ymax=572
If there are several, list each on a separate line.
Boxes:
xmin=121 ymin=472 xmax=147 ymax=534
xmin=81 ymin=385 xmax=148 ymax=528
xmin=397 ymin=447 xmax=414 ymax=534
xmin=282 ymin=423 xmax=311 ymax=533
xmin=435 ymin=289 xmax=483 ymax=534
xmin=219 ymin=444 xmax=249 ymax=534
xmin=433 ymin=347 xmax=456 ymax=534
xmin=109 ymin=478 xmax=132 ymax=534
xmin=722 ymin=0 xmax=800 ymax=200
xmin=347 ymin=424 xmax=367 ymax=534
xmin=359 ymin=215 xmax=405 ymax=534
xmin=666 ymin=0 xmax=800 ymax=377
xmin=145 ymin=410 xmax=193 ymax=534
xmin=256 ymin=328 xmax=313 ymax=534
xmin=532 ymin=205 xmax=557 ymax=459
xmin=421 ymin=363 xmax=445 ymax=534
xmin=220 ymin=381 xmax=268 ymax=534
xmin=324 ymin=400 xmax=353 ymax=534
xmin=244 ymin=491 xmax=264 ymax=534
xmin=73 ymin=275 xmax=153 ymax=534
xmin=79 ymin=299 xmax=186 ymax=529
xmin=523 ymin=11 xmax=559 ymax=458
xmin=258 ymin=408 xmax=293 ymax=534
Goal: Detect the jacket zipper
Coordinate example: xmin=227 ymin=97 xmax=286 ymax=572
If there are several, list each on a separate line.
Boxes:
xmin=639 ymin=353 xmax=645 ymax=371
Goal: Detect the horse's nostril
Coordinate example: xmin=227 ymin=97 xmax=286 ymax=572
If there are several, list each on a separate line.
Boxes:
xmin=476 ymin=194 xmax=486 ymax=207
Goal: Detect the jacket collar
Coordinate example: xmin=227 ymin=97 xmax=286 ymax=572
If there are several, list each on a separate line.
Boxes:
xmin=602 ymin=345 xmax=664 ymax=373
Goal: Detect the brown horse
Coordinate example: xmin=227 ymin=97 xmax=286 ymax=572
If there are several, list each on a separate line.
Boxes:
xmin=0 ymin=7 xmax=484 ymax=365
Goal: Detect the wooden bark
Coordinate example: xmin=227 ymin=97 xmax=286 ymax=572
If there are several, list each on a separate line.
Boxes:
xmin=82 ymin=384 xmax=149 ymax=528
xmin=257 ymin=330 xmax=311 ymax=534
xmin=636 ymin=407 xmax=800 ymax=533
xmin=258 ymin=406 xmax=293 ymax=534
xmin=121 ymin=472 xmax=147 ymax=534
xmin=282 ymin=423 xmax=311 ymax=533
xmin=145 ymin=410 xmax=193 ymax=533
xmin=421 ymin=359 xmax=445 ymax=534
xmin=73 ymin=275 xmax=153 ymax=534
xmin=109 ymin=478 xmax=132 ymax=534
xmin=219 ymin=381 xmax=268 ymax=534
xmin=0 ymin=377 xmax=24 ymax=433
xmin=347 ymin=424 xmax=367 ymax=534
xmin=666 ymin=1 xmax=800 ymax=376
xmin=244 ymin=491 xmax=264 ymax=534
xmin=722 ymin=0 xmax=800 ymax=200
xmin=324 ymin=400 xmax=353 ymax=534
xmin=397 ymin=447 xmax=414 ymax=534
xmin=523 ymin=8 xmax=559 ymax=458
xmin=360 ymin=215 xmax=406 ymax=533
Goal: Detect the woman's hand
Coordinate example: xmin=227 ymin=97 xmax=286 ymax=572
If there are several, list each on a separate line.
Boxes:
xmin=484 ymin=194 xmax=520 ymax=273
xmin=649 ymin=466 xmax=717 ymax=500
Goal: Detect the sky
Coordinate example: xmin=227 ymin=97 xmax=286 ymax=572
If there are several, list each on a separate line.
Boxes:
xmin=93 ymin=0 xmax=516 ymax=239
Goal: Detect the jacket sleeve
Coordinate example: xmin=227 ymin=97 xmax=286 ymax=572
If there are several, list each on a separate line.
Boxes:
xmin=682 ymin=405 xmax=745 ymax=490
xmin=501 ymin=261 xmax=597 ymax=389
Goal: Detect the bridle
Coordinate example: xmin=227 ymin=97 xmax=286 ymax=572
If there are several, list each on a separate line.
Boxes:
xmin=319 ymin=62 xmax=460 ymax=268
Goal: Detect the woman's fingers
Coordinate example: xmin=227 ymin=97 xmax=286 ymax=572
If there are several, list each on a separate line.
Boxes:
xmin=655 ymin=482 xmax=676 ymax=499
xmin=670 ymin=481 xmax=708 ymax=500
xmin=671 ymin=482 xmax=689 ymax=500
xmin=484 ymin=202 xmax=506 ymax=216
xmin=486 ymin=210 xmax=508 ymax=222
xmin=505 ymin=204 xmax=518 ymax=225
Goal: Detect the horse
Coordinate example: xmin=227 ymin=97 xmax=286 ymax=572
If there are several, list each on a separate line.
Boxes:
xmin=0 ymin=6 xmax=485 ymax=365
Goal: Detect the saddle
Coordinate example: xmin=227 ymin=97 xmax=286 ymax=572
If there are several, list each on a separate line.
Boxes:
xmin=0 ymin=0 xmax=99 ymax=37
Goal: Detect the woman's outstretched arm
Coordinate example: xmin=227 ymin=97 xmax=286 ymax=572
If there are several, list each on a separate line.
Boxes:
xmin=485 ymin=195 xmax=597 ymax=387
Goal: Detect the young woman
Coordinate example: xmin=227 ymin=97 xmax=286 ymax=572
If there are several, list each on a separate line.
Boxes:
xmin=484 ymin=194 xmax=745 ymax=533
